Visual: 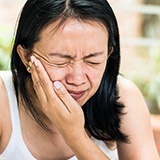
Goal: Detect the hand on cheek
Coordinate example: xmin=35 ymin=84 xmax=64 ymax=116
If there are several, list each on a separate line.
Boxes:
xmin=30 ymin=56 xmax=85 ymax=139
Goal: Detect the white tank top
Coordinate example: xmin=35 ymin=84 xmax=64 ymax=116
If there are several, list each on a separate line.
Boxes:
xmin=0 ymin=71 xmax=118 ymax=160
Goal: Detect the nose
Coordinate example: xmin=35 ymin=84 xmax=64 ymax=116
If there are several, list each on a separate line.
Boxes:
xmin=66 ymin=62 xmax=87 ymax=86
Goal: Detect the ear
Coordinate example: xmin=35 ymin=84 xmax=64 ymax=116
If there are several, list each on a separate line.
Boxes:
xmin=17 ymin=44 xmax=30 ymax=67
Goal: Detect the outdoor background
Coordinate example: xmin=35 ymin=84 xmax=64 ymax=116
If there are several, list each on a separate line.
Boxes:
xmin=0 ymin=0 xmax=160 ymax=155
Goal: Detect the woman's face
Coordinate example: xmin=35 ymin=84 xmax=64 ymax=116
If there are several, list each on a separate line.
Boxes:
xmin=33 ymin=19 xmax=109 ymax=106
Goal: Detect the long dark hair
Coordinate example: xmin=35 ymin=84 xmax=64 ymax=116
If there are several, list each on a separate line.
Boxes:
xmin=11 ymin=0 xmax=128 ymax=142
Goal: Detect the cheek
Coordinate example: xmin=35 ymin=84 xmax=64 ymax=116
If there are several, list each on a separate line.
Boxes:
xmin=88 ymin=67 xmax=105 ymax=87
xmin=87 ymin=69 xmax=104 ymax=99
xmin=46 ymin=68 xmax=67 ymax=82
xmin=89 ymin=63 xmax=106 ymax=78
xmin=46 ymin=63 xmax=106 ymax=86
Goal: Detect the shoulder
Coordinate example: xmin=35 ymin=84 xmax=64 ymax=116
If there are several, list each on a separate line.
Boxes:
xmin=117 ymin=75 xmax=145 ymax=108
xmin=116 ymin=78 xmax=159 ymax=159
xmin=117 ymin=75 xmax=139 ymax=96
xmin=0 ymin=77 xmax=5 ymax=132
xmin=0 ymin=75 xmax=11 ymax=146
xmin=117 ymin=75 xmax=151 ymax=139
xmin=117 ymin=75 xmax=151 ymax=135
xmin=117 ymin=76 xmax=151 ymax=127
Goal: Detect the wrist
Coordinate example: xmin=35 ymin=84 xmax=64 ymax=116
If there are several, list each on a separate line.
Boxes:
xmin=63 ymin=128 xmax=89 ymax=147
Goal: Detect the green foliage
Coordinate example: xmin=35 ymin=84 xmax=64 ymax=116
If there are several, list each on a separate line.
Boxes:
xmin=127 ymin=48 xmax=160 ymax=114
xmin=0 ymin=27 xmax=12 ymax=70
xmin=147 ymin=48 xmax=160 ymax=112
xmin=139 ymin=0 xmax=160 ymax=113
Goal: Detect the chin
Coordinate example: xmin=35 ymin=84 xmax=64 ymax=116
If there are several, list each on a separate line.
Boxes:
xmin=76 ymin=97 xmax=90 ymax=107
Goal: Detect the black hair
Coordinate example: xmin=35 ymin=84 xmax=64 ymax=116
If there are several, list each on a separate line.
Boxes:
xmin=11 ymin=0 xmax=128 ymax=143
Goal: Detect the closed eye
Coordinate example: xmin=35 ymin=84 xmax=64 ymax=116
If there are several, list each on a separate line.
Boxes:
xmin=53 ymin=61 xmax=70 ymax=67
xmin=85 ymin=60 xmax=102 ymax=66
xmin=33 ymin=51 xmax=71 ymax=68
xmin=84 ymin=52 xmax=105 ymax=66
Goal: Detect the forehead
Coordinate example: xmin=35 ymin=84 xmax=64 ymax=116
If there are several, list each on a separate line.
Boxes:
xmin=40 ymin=18 xmax=108 ymax=40
xmin=36 ymin=19 xmax=109 ymax=55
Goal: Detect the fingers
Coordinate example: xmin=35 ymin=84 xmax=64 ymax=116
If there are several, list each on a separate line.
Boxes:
xmin=30 ymin=56 xmax=69 ymax=113
xmin=30 ymin=56 xmax=47 ymax=103
xmin=53 ymin=81 xmax=82 ymax=113
xmin=30 ymin=56 xmax=82 ymax=119
xmin=53 ymin=81 xmax=85 ymax=129
xmin=29 ymin=56 xmax=85 ymax=134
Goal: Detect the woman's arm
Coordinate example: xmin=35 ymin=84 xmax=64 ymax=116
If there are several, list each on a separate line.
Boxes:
xmin=117 ymin=77 xmax=159 ymax=160
xmin=0 ymin=78 xmax=3 ymax=142
xmin=30 ymin=56 xmax=110 ymax=160
xmin=150 ymin=114 xmax=160 ymax=155
xmin=0 ymin=77 xmax=12 ymax=153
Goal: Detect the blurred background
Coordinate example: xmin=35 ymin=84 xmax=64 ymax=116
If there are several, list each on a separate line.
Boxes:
xmin=0 ymin=0 xmax=160 ymax=156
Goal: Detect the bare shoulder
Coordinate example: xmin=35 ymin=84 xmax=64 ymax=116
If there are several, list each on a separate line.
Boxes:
xmin=0 ymin=76 xmax=11 ymax=144
xmin=117 ymin=75 xmax=145 ymax=106
xmin=116 ymin=77 xmax=159 ymax=159
xmin=0 ymin=77 xmax=6 ymax=137
xmin=117 ymin=76 xmax=139 ymax=95
xmin=117 ymin=75 xmax=151 ymax=137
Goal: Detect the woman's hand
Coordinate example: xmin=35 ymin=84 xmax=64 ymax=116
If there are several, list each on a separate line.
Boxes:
xmin=30 ymin=56 xmax=110 ymax=160
xmin=30 ymin=56 xmax=85 ymax=140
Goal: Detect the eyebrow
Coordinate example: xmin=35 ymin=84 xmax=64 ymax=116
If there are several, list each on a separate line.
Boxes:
xmin=49 ymin=52 xmax=104 ymax=60
xmin=48 ymin=52 xmax=74 ymax=59
xmin=84 ymin=52 xmax=104 ymax=59
xmin=33 ymin=51 xmax=73 ymax=63
xmin=34 ymin=51 xmax=104 ymax=62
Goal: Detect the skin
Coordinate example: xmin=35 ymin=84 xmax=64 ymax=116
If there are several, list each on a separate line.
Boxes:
xmin=31 ymin=19 xmax=108 ymax=106
xmin=0 ymin=19 xmax=159 ymax=160
xmin=151 ymin=114 xmax=160 ymax=155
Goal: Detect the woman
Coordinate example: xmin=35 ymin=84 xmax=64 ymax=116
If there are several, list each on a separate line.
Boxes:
xmin=0 ymin=0 xmax=159 ymax=159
